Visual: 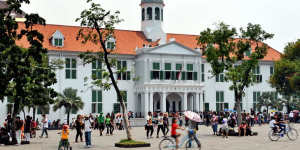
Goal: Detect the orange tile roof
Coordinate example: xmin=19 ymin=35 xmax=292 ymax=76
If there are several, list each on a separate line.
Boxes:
xmin=16 ymin=23 xmax=281 ymax=61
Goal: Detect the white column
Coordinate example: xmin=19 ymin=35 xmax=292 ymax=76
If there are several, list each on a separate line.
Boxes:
xmin=183 ymin=92 xmax=188 ymax=111
xmin=161 ymin=92 xmax=167 ymax=112
xmin=200 ymin=92 xmax=204 ymax=112
xmin=144 ymin=92 xmax=149 ymax=118
xmin=195 ymin=93 xmax=200 ymax=112
xmin=149 ymin=92 xmax=154 ymax=113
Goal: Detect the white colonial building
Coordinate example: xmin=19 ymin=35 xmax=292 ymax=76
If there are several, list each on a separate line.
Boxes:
xmin=0 ymin=0 xmax=281 ymax=123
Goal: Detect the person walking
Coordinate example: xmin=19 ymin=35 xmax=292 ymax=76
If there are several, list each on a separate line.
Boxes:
xmin=24 ymin=116 xmax=31 ymax=143
xmin=156 ymin=112 xmax=164 ymax=138
xmin=74 ymin=115 xmax=83 ymax=143
xmin=105 ymin=113 xmax=113 ymax=135
xmin=83 ymin=115 xmax=93 ymax=148
xmin=163 ymin=113 xmax=169 ymax=136
xmin=40 ymin=114 xmax=49 ymax=138
xmin=145 ymin=112 xmax=154 ymax=139
xmin=98 ymin=113 xmax=105 ymax=136
xmin=211 ymin=113 xmax=218 ymax=135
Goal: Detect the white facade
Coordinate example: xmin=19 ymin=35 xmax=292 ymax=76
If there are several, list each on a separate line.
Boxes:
xmin=0 ymin=0 xmax=279 ymax=124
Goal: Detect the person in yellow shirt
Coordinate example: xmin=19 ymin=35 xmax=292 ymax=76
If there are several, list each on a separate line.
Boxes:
xmin=58 ymin=125 xmax=70 ymax=150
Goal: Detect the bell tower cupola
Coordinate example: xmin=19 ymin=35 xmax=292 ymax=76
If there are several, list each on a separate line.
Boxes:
xmin=141 ymin=0 xmax=166 ymax=44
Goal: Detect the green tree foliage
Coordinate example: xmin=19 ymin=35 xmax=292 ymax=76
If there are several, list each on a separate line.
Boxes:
xmin=257 ymin=92 xmax=282 ymax=113
xmin=0 ymin=0 xmax=57 ymax=142
xmin=75 ymin=0 xmax=133 ymax=140
xmin=53 ymin=88 xmax=84 ymax=125
xmin=198 ymin=23 xmax=273 ymax=125
xmin=270 ymin=39 xmax=300 ymax=111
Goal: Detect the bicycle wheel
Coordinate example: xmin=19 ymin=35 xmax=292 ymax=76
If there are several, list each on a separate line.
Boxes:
xmin=268 ymin=130 xmax=280 ymax=141
xmin=287 ymin=128 xmax=298 ymax=141
xmin=159 ymin=138 xmax=175 ymax=150
xmin=185 ymin=139 xmax=201 ymax=150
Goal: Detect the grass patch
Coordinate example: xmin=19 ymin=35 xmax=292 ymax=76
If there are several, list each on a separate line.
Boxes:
xmin=115 ymin=139 xmax=150 ymax=148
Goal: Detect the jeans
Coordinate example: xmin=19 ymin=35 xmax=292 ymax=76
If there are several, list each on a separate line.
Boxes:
xmin=212 ymin=124 xmax=218 ymax=134
xmin=85 ymin=131 xmax=91 ymax=146
xmin=146 ymin=125 xmax=153 ymax=137
xmin=157 ymin=125 xmax=165 ymax=136
xmin=41 ymin=128 xmax=48 ymax=137
xmin=75 ymin=130 xmax=82 ymax=142
xmin=278 ymin=124 xmax=286 ymax=134
xmin=163 ymin=124 xmax=169 ymax=136
xmin=16 ymin=130 xmax=21 ymax=144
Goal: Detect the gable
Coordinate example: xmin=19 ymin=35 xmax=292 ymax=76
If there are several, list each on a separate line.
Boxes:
xmin=147 ymin=42 xmax=201 ymax=56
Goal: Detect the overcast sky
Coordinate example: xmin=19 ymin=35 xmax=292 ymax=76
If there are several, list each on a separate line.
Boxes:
xmin=21 ymin=0 xmax=300 ymax=52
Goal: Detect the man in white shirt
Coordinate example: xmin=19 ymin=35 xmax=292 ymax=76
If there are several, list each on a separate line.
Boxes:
xmin=221 ymin=116 xmax=229 ymax=138
xmin=289 ymin=111 xmax=294 ymax=122
xmin=84 ymin=116 xmax=93 ymax=148
xmin=40 ymin=114 xmax=48 ymax=138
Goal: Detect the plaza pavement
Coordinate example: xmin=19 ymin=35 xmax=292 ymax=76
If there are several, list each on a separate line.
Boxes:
xmin=0 ymin=124 xmax=299 ymax=150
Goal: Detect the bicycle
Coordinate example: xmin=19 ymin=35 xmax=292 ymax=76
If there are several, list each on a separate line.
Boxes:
xmin=268 ymin=122 xmax=298 ymax=141
xmin=159 ymin=129 xmax=201 ymax=150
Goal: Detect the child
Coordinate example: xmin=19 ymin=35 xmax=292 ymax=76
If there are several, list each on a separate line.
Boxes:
xmin=58 ymin=124 xmax=70 ymax=150
xmin=171 ymin=117 xmax=184 ymax=150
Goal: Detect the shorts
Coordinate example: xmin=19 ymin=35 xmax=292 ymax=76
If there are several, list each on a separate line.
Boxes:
xmin=99 ymin=123 xmax=105 ymax=130
xmin=221 ymin=127 xmax=229 ymax=133
xmin=171 ymin=134 xmax=179 ymax=139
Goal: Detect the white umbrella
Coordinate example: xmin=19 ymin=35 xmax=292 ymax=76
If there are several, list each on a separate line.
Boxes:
xmin=184 ymin=111 xmax=202 ymax=123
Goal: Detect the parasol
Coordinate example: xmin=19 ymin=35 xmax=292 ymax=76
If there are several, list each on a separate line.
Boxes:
xmin=184 ymin=111 xmax=202 ymax=122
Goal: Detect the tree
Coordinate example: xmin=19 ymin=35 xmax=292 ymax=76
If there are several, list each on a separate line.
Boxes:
xmin=197 ymin=23 xmax=274 ymax=125
xmin=257 ymin=92 xmax=282 ymax=113
xmin=53 ymin=88 xmax=84 ymax=125
xmin=0 ymin=0 xmax=57 ymax=143
xmin=75 ymin=0 xmax=133 ymax=140
xmin=270 ymin=39 xmax=300 ymax=111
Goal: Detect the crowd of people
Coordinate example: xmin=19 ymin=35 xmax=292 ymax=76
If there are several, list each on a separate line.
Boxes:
xmin=0 ymin=109 xmax=299 ymax=147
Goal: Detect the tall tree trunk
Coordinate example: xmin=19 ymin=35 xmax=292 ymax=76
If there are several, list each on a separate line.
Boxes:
xmin=95 ymin=25 xmax=133 ymax=140
xmin=33 ymin=107 xmax=36 ymax=121
xmin=234 ymin=89 xmax=242 ymax=126
xmin=67 ymin=111 xmax=70 ymax=125
xmin=12 ymin=99 xmax=20 ymax=144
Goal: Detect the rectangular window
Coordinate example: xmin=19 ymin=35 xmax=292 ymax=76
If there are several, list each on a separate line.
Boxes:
xmin=270 ymin=66 xmax=274 ymax=75
xmin=114 ymin=91 xmax=128 ymax=113
xmin=187 ymin=64 xmax=194 ymax=80
xmin=201 ymin=64 xmax=205 ymax=82
xmin=165 ymin=63 xmax=172 ymax=80
xmin=92 ymin=60 xmax=102 ymax=80
xmin=253 ymin=91 xmax=261 ymax=111
xmin=54 ymin=38 xmax=63 ymax=46
xmin=253 ymin=66 xmax=262 ymax=83
xmin=65 ymin=58 xmax=77 ymax=79
xmin=245 ymin=48 xmax=251 ymax=57
xmin=216 ymin=91 xmax=225 ymax=112
xmin=117 ymin=60 xmax=130 ymax=80
xmin=151 ymin=62 xmax=161 ymax=80
xmin=107 ymin=41 xmax=115 ymax=49
xmin=176 ymin=64 xmax=183 ymax=80
xmin=204 ymin=103 xmax=210 ymax=112
xmin=91 ymin=90 xmax=102 ymax=113
xmin=216 ymin=73 xmax=224 ymax=82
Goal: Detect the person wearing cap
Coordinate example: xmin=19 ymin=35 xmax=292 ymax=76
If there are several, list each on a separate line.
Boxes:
xmin=98 ymin=112 xmax=105 ymax=136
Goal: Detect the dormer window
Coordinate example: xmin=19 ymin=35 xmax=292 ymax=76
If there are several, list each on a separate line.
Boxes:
xmin=106 ymin=38 xmax=116 ymax=50
xmin=54 ymin=38 xmax=63 ymax=47
xmin=51 ymin=30 xmax=64 ymax=47
xmin=245 ymin=48 xmax=252 ymax=57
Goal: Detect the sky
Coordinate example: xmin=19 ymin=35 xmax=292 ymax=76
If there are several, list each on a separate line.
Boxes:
xmin=21 ymin=0 xmax=300 ymax=52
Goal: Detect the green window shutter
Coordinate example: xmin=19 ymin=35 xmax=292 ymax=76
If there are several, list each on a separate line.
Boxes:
xmin=201 ymin=73 xmax=205 ymax=82
xmin=122 ymin=61 xmax=127 ymax=69
xmin=124 ymin=91 xmax=127 ymax=102
xmin=253 ymin=92 xmax=256 ymax=102
xmin=71 ymin=108 xmax=77 ymax=114
xmin=270 ymin=66 xmax=274 ymax=75
xmin=97 ymin=91 xmax=102 ymax=102
xmin=150 ymin=71 xmax=154 ymax=80
xmin=216 ymin=74 xmax=219 ymax=82
xmin=193 ymin=72 xmax=197 ymax=80
xmin=113 ymin=103 xmax=120 ymax=113
xmin=160 ymin=71 xmax=164 ymax=80
xmin=181 ymin=72 xmax=186 ymax=80
xmin=221 ymin=92 xmax=224 ymax=102
xmin=59 ymin=39 xmax=63 ymax=46
xmin=117 ymin=61 xmax=122 ymax=70
xmin=92 ymin=61 xmax=96 ymax=69
xmin=153 ymin=62 xmax=160 ymax=70
xmin=66 ymin=69 xmax=70 ymax=79
xmin=126 ymin=71 xmax=131 ymax=80
xmin=220 ymin=74 xmax=224 ymax=82
xmin=176 ymin=64 xmax=182 ymax=70
xmin=97 ymin=71 xmax=102 ymax=79
xmin=216 ymin=103 xmax=220 ymax=112
xmin=165 ymin=63 xmax=171 ymax=70
xmin=92 ymin=70 xmax=96 ymax=79
xmin=66 ymin=58 xmax=70 ymax=68
xmin=171 ymin=71 xmax=176 ymax=80
xmin=98 ymin=103 xmax=102 ymax=113
xmin=37 ymin=107 xmax=42 ymax=114
xmin=92 ymin=90 xmax=96 ymax=102
xmin=224 ymin=103 xmax=229 ymax=109
xmin=72 ymin=59 xmax=76 ymax=68
xmin=216 ymin=92 xmax=219 ymax=102
xmin=97 ymin=61 xmax=102 ymax=69
xmin=7 ymin=96 xmax=14 ymax=103
xmin=201 ymin=64 xmax=205 ymax=72
xmin=72 ymin=70 xmax=76 ymax=79
xmin=54 ymin=39 xmax=57 ymax=46
xmin=187 ymin=64 xmax=193 ymax=71
xmin=205 ymin=103 xmax=209 ymax=112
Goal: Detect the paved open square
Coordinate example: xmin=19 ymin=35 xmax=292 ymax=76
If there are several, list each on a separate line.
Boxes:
xmin=1 ymin=124 xmax=299 ymax=150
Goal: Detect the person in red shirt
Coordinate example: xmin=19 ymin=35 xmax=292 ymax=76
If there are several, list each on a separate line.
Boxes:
xmin=238 ymin=121 xmax=247 ymax=136
xmin=171 ymin=117 xmax=184 ymax=150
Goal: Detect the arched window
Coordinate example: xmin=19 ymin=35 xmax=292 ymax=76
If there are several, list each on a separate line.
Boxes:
xmin=155 ymin=7 xmax=160 ymax=20
xmin=147 ymin=7 xmax=152 ymax=20
xmin=142 ymin=8 xmax=145 ymax=21
xmin=161 ymin=9 xmax=163 ymax=21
